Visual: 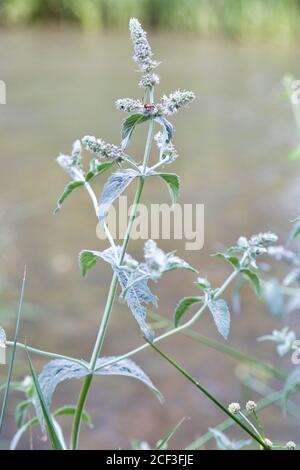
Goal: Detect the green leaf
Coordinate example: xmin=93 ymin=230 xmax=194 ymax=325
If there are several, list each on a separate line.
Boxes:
xmin=26 ymin=351 xmax=64 ymax=450
xmin=0 ymin=267 xmax=26 ymax=434
xmin=121 ymin=113 xmax=151 ymax=149
xmin=156 ymin=417 xmax=186 ymax=450
xmin=289 ymin=145 xmax=300 ymax=160
xmin=174 ymin=297 xmax=202 ymax=327
xmin=86 ymin=161 xmax=115 ymax=182
xmin=157 ymin=173 xmax=180 ymax=204
xmin=54 ymin=181 xmax=84 ymax=214
xmin=288 ymin=221 xmax=300 ymax=244
xmin=208 ymin=299 xmax=231 ymax=340
xmin=240 ymin=268 xmax=261 ymax=296
xmin=212 ymin=253 xmax=240 ymax=270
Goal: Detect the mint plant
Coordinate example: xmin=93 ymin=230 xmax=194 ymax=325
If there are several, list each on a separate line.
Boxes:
xmin=0 ymin=19 xmax=298 ymax=451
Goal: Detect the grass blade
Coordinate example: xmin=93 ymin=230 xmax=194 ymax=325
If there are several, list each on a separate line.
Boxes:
xmin=0 ymin=267 xmax=26 ymax=433
xmin=26 ymin=350 xmax=64 ymax=450
xmin=146 ymin=339 xmax=268 ymax=449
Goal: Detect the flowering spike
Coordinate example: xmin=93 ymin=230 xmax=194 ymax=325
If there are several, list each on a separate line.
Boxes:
xmin=129 ymin=18 xmax=158 ymax=74
xmin=160 ymin=90 xmax=196 ymax=116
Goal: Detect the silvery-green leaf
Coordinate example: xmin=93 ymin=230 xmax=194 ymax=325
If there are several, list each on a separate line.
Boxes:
xmin=121 ymin=113 xmax=151 ymax=149
xmin=0 ymin=327 xmax=6 ymax=345
xmin=79 ymin=246 xmax=125 ymax=276
xmin=95 ymin=357 xmax=162 ymax=402
xmin=283 ymin=367 xmax=300 ymax=410
xmin=157 ymin=173 xmax=180 ymax=205
xmin=208 ymin=299 xmax=231 ymax=340
xmin=263 ymin=279 xmax=284 ymax=318
xmin=116 ymin=267 xmax=157 ymax=340
xmin=209 ymin=428 xmax=251 ymax=450
xmin=98 ymin=169 xmax=138 ymax=221
xmin=174 ymin=297 xmax=202 ymax=327
xmin=288 ymin=220 xmax=300 ymax=244
xmin=54 ymin=181 xmax=84 ymax=214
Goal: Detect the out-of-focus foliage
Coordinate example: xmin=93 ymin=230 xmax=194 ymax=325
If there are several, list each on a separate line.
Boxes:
xmin=1 ymin=0 xmax=300 ymax=41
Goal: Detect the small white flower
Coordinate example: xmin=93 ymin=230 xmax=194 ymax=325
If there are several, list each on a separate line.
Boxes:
xmin=228 ymin=402 xmax=241 ymax=414
xmin=258 ymin=327 xmax=296 ymax=357
xmin=246 ymin=401 xmax=257 ymax=412
xmin=139 ymin=73 xmax=160 ymax=89
xmin=285 ymin=441 xmax=296 ymax=450
xmin=237 ymin=236 xmax=249 ymax=249
xmin=264 ymin=438 xmax=273 ymax=449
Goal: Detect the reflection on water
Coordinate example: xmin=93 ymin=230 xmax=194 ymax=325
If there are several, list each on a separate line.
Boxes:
xmin=0 ymin=29 xmax=300 ymax=449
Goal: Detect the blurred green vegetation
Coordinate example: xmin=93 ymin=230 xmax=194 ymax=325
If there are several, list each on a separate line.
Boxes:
xmin=1 ymin=0 xmax=300 ymax=41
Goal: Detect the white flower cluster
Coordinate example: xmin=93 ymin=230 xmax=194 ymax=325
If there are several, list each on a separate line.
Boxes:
xmin=82 ymin=135 xmax=124 ymax=161
xmin=154 ymin=131 xmax=178 ymax=164
xmin=129 ymin=18 xmax=159 ymax=91
xmin=246 ymin=400 xmax=257 ymax=412
xmin=115 ymin=98 xmax=144 ymax=113
xmin=237 ymin=232 xmax=278 ymax=256
xmin=144 ymin=240 xmax=168 ymax=280
xmin=285 ymin=441 xmax=296 ymax=450
xmin=160 ymin=90 xmax=195 ymax=116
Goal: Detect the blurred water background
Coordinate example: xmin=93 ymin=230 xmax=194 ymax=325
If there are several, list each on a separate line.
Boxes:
xmin=1 ymin=0 xmax=300 ymax=450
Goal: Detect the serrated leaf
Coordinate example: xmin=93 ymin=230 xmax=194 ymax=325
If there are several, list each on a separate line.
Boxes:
xmin=240 ymin=268 xmax=261 ymax=296
xmin=116 ymin=268 xmax=157 ymax=340
xmin=165 ymin=253 xmax=197 ymax=274
xmin=54 ymin=180 xmax=84 ymax=214
xmin=155 ymin=116 xmax=174 ymax=143
xmin=98 ymin=169 xmax=138 ymax=221
xmin=208 ymin=299 xmax=231 ymax=340
xmin=212 ymin=253 xmax=240 ymax=270
xmin=121 ymin=113 xmax=151 ymax=149
xmin=157 ymin=173 xmax=180 ymax=205
xmin=283 ymin=367 xmax=300 ymax=410
xmin=174 ymin=297 xmax=202 ymax=327
xmin=95 ymin=357 xmax=163 ymax=402
xmin=209 ymin=428 xmax=251 ymax=450
xmin=86 ymin=161 xmax=115 ymax=182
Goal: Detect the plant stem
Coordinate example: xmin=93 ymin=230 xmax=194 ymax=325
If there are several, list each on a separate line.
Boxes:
xmin=71 ymin=90 xmax=155 ymax=449
xmin=95 ymin=265 xmax=241 ymax=372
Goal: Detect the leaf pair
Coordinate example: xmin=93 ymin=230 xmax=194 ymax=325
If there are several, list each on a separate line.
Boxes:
xmin=121 ymin=113 xmax=174 ymax=150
